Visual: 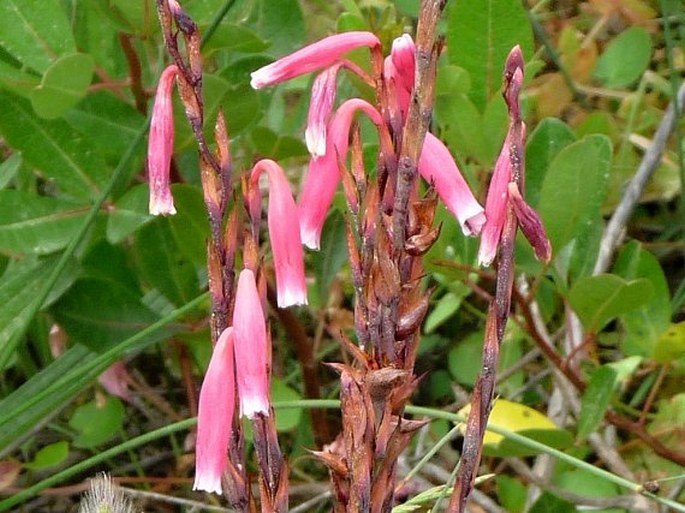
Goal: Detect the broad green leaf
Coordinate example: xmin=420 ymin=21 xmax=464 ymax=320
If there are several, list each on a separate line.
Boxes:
xmin=250 ymin=126 xmax=309 ymax=161
xmin=0 ymin=91 xmax=109 ymax=201
xmin=24 ymin=441 xmax=69 ymax=470
xmin=537 ymin=135 xmax=612 ymax=252
xmin=0 ymin=191 xmax=88 ymax=256
xmin=568 ymin=274 xmax=653 ymax=332
xmin=30 ymin=53 xmax=94 ymax=119
xmin=653 ymin=322 xmax=685 ymax=364
xmin=51 ymin=278 xmax=160 ymax=352
xmin=497 ymin=476 xmax=527 ymax=513
xmin=594 ymin=27 xmax=652 ymax=88
xmin=136 ymin=220 xmax=200 ymax=307
xmin=426 ymin=292 xmax=463 ymax=334
xmin=525 ymin=118 xmax=576 ymax=207
xmin=0 ymin=153 xmax=22 ymax=190
xmin=0 ymin=0 xmax=75 ymax=73
xmin=257 ymin=0 xmax=305 ymax=56
xmin=106 ymin=184 xmax=154 ymax=244
xmin=65 ymin=91 xmax=145 ymax=164
xmin=310 ymin=210 xmax=348 ymax=307
xmin=203 ymin=23 xmax=269 ymax=55
xmin=69 ymin=396 xmax=124 ymax=448
xmin=554 ymin=470 xmax=623 ymax=513
xmin=448 ymin=332 xmax=483 ymax=387
xmin=271 ymin=379 xmax=302 ymax=432
xmin=614 ymin=242 xmax=671 ymax=357
xmin=0 ymin=257 xmax=78 ymax=362
xmin=447 ymin=0 xmax=533 ymax=111
xmin=167 ymin=185 xmax=211 ymax=266
xmin=577 ymin=365 xmax=617 ymax=440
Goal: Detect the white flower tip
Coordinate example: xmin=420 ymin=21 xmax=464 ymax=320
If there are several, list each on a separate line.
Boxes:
xmin=305 ymin=127 xmax=327 ymax=158
xmin=462 ymin=211 xmax=487 ymax=237
xmin=192 ymin=473 xmax=223 ymax=495
xmin=149 ymin=200 xmax=177 ymax=216
xmin=240 ymin=397 xmax=270 ymax=419
xmin=250 ymin=70 xmax=266 ymax=90
xmin=477 ymin=248 xmax=495 ymax=267
xmin=277 ymin=288 xmax=309 ymax=308
xmin=300 ymin=227 xmax=321 ymax=251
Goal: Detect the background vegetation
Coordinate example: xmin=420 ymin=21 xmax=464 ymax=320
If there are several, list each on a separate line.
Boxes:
xmin=0 ymin=0 xmax=683 ymax=511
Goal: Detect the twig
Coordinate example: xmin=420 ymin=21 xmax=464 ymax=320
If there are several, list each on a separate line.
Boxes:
xmin=594 ymin=80 xmax=685 ymax=274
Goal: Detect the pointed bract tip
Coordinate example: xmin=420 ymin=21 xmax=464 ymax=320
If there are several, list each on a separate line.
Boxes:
xmin=505 ymin=45 xmax=524 ymax=76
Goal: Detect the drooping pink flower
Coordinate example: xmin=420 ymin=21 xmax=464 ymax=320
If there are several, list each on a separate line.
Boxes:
xmin=477 ymin=130 xmax=513 ymax=266
xmin=298 ymin=99 xmax=384 ymax=250
xmin=193 ymin=328 xmax=235 ymax=495
xmin=305 ymin=64 xmax=341 ymax=158
xmin=148 ymin=64 xmax=178 ymax=216
xmin=418 ymin=133 xmax=486 ymax=236
xmin=232 ymin=269 xmax=270 ymax=418
xmin=250 ymin=159 xmax=308 ymax=307
xmin=478 ymin=46 xmax=550 ymax=266
xmin=250 ymin=31 xmax=380 ymax=89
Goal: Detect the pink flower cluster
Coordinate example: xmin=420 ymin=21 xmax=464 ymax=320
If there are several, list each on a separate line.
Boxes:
xmin=251 ymin=30 xmax=486 ymax=251
xmin=193 ymin=269 xmax=271 ymax=494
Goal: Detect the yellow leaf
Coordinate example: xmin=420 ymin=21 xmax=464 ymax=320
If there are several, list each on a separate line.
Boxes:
xmin=458 ymin=399 xmax=557 ymax=446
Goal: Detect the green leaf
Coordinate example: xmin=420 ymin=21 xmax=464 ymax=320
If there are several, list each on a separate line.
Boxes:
xmin=167 ymin=185 xmax=212 ymax=266
xmin=30 ymin=53 xmax=94 ymax=119
xmin=257 ymin=0 xmax=305 ymax=56
xmin=250 ymin=126 xmax=309 ymax=160
xmin=64 ymin=91 xmax=146 ymax=164
xmin=69 ymin=396 xmax=124 ymax=448
xmin=0 ymin=0 xmax=76 ymax=73
xmin=0 ymin=91 xmax=109 ymax=201
xmin=310 ymin=210 xmax=348 ymax=307
xmin=51 ymin=278 xmax=161 ymax=352
xmin=0 ymin=191 xmax=89 ymax=256
xmin=0 ymin=153 xmax=22 ymax=190
xmin=568 ymin=274 xmax=653 ymax=332
xmin=426 ymin=292 xmax=463 ymax=334
xmin=554 ymin=470 xmax=623 ymax=513
xmin=136 ymin=220 xmax=200 ymax=307
xmin=25 ymin=441 xmax=69 ymax=470
xmin=106 ymin=184 xmax=154 ymax=244
xmin=446 ymin=0 xmax=533 ymax=111
xmin=0 ymin=257 xmax=78 ymax=362
xmin=594 ymin=27 xmax=652 ymax=88
xmin=614 ymin=242 xmax=671 ymax=357
xmin=203 ymin=23 xmax=269 ymax=55
xmin=577 ymin=365 xmax=617 ymax=440
xmin=448 ymin=332 xmax=484 ymax=387
xmin=271 ymin=379 xmax=302 ymax=432
xmin=537 ymin=135 xmax=612 ymax=252
xmin=653 ymin=322 xmax=685 ymax=364
xmin=497 ymin=476 xmax=527 ymax=513
xmin=525 ymin=118 xmax=577 ymax=207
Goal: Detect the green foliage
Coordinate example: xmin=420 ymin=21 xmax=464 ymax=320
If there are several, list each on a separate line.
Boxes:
xmin=0 ymin=1 xmax=682 ymax=512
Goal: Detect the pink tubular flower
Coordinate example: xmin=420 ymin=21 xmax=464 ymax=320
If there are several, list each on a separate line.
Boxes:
xmin=390 ymin=34 xmax=415 ymax=94
xmin=250 ymin=159 xmax=308 ymax=307
xmin=418 ymin=133 xmax=486 ymax=236
xmin=250 ymin=32 xmax=380 ymax=89
xmin=148 ymin=64 xmax=178 ymax=216
xmin=477 ymin=130 xmax=513 ymax=266
xmin=232 ymin=269 xmax=270 ymax=418
xmin=305 ymin=64 xmax=341 ymax=158
xmin=298 ymin=99 xmax=384 ymax=250
xmin=193 ymin=328 xmax=235 ymax=495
